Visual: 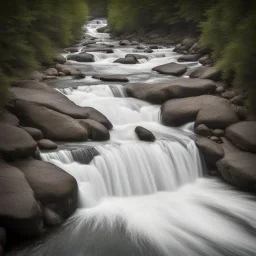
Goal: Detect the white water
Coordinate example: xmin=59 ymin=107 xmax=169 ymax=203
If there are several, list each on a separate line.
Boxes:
xmin=9 ymin=19 xmax=256 ymax=256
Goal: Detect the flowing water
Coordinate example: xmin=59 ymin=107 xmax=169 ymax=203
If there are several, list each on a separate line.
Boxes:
xmin=9 ymin=19 xmax=256 ymax=256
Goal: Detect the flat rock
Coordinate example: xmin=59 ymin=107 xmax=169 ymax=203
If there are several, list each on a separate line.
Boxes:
xmin=14 ymin=100 xmax=88 ymax=142
xmin=38 ymin=139 xmax=58 ymax=150
xmin=152 ymin=62 xmax=187 ymax=76
xmin=67 ymin=53 xmax=95 ymax=62
xmin=225 ymin=121 xmax=256 ymax=153
xmin=78 ymin=119 xmax=110 ymax=141
xmin=0 ymin=162 xmax=43 ymax=236
xmin=161 ymin=95 xmax=239 ymax=129
xmin=0 ymin=124 xmax=37 ymax=161
xmin=10 ymin=81 xmax=112 ymax=129
xmin=0 ymin=110 xmax=19 ymax=126
xmin=99 ymin=75 xmax=129 ymax=82
xmin=217 ymin=151 xmax=256 ymax=192
xmin=126 ymin=78 xmax=216 ymax=104
xmin=178 ymin=54 xmax=200 ymax=62
xmin=114 ymin=58 xmax=138 ymax=64
xmin=135 ymin=126 xmax=156 ymax=142
xmin=11 ymin=159 xmax=78 ymax=225
xmin=190 ymin=66 xmax=221 ymax=81
xmin=196 ymin=137 xmax=224 ymax=165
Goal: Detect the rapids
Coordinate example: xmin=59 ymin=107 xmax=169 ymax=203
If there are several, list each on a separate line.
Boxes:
xmin=9 ymin=19 xmax=256 ymax=256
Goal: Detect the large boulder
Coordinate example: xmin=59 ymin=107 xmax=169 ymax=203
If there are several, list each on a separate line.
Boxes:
xmin=135 ymin=126 xmax=156 ymax=142
xmin=196 ymin=137 xmax=224 ymax=165
xmin=0 ymin=110 xmax=19 ymax=126
xmin=217 ymin=151 xmax=256 ymax=192
xmin=225 ymin=121 xmax=256 ymax=153
xmin=114 ymin=58 xmax=138 ymax=64
xmin=14 ymin=100 xmax=88 ymax=142
xmin=152 ymin=62 xmax=187 ymax=76
xmin=11 ymin=159 xmax=78 ymax=225
xmin=10 ymin=81 xmax=112 ymax=129
xmin=161 ymin=95 xmax=239 ymax=129
xmin=126 ymin=78 xmax=216 ymax=104
xmin=23 ymin=127 xmax=43 ymax=141
xmin=78 ymin=119 xmax=110 ymax=141
xmin=0 ymin=125 xmax=37 ymax=161
xmin=190 ymin=66 xmax=221 ymax=81
xmin=178 ymin=54 xmax=200 ymax=62
xmin=0 ymin=162 xmax=43 ymax=236
xmin=67 ymin=53 xmax=95 ymax=62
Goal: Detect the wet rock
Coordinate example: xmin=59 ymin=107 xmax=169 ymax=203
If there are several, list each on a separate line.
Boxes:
xmin=161 ymin=95 xmax=238 ymax=129
xmin=217 ymin=151 xmax=256 ymax=192
xmin=14 ymin=100 xmax=88 ymax=141
xmin=126 ymin=78 xmax=216 ymax=104
xmin=194 ymin=124 xmax=211 ymax=137
xmin=0 ymin=124 xmax=37 ymax=161
xmin=0 ymin=110 xmax=19 ymax=126
xmin=11 ymin=81 xmax=112 ymax=129
xmin=38 ymin=139 xmax=58 ymax=150
xmin=11 ymin=159 xmax=78 ymax=224
xmin=190 ymin=66 xmax=221 ymax=81
xmin=65 ymin=47 xmax=79 ymax=53
xmin=149 ymin=45 xmax=158 ymax=49
xmin=114 ymin=57 xmax=138 ymax=64
xmin=135 ymin=126 xmax=156 ymax=142
xmin=178 ymin=54 xmax=200 ymax=62
xmin=225 ymin=121 xmax=256 ymax=153
xmin=152 ymin=62 xmax=187 ymax=76
xmin=78 ymin=119 xmax=110 ymax=141
xmin=23 ymin=127 xmax=43 ymax=141
xmin=212 ymin=129 xmax=225 ymax=137
xmin=99 ymin=75 xmax=129 ymax=82
xmin=53 ymin=54 xmax=66 ymax=64
xmin=0 ymin=162 xmax=43 ymax=236
xmin=230 ymin=95 xmax=245 ymax=106
xmin=73 ymin=72 xmax=86 ymax=79
xmin=131 ymin=41 xmax=139 ymax=45
xmin=144 ymin=49 xmax=154 ymax=53
xmin=137 ymin=45 xmax=145 ymax=50
xmin=173 ymin=44 xmax=182 ymax=52
xmin=67 ymin=53 xmax=95 ymax=62
xmin=125 ymin=54 xmax=149 ymax=61
xmin=119 ymin=40 xmax=130 ymax=46
xmin=44 ymin=68 xmax=58 ymax=76
xmin=196 ymin=137 xmax=224 ymax=165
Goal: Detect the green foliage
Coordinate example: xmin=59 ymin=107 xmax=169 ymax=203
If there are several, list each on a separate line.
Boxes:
xmin=0 ymin=0 xmax=88 ymax=107
xmin=200 ymin=0 xmax=256 ymax=112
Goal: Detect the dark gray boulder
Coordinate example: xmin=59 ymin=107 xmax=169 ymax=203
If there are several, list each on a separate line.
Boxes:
xmin=99 ymin=75 xmax=129 ymax=82
xmin=78 ymin=119 xmax=110 ymax=141
xmin=196 ymin=137 xmax=224 ymax=165
xmin=190 ymin=66 xmax=221 ymax=81
xmin=152 ymin=62 xmax=187 ymax=76
xmin=135 ymin=126 xmax=156 ymax=142
xmin=114 ymin=58 xmax=138 ymax=64
xmin=161 ymin=95 xmax=239 ymax=129
xmin=0 ymin=162 xmax=43 ymax=236
xmin=0 ymin=125 xmax=37 ymax=161
xmin=178 ymin=54 xmax=200 ymax=62
xmin=11 ymin=159 xmax=78 ymax=225
xmin=38 ymin=139 xmax=58 ymax=150
xmin=225 ymin=121 xmax=256 ymax=153
xmin=119 ymin=40 xmax=130 ymax=46
xmin=67 ymin=53 xmax=95 ymax=62
xmin=14 ymin=100 xmax=88 ymax=142
xmin=217 ymin=151 xmax=256 ymax=192
xmin=126 ymin=78 xmax=216 ymax=104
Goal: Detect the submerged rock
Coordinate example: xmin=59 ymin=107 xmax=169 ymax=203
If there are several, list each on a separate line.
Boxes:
xmin=225 ymin=121 xmax=256 ymax=153
xmin=217 ymin=151 xmax=256 ymax=192
xmin=0 ymin=162 xmax=43 ymax=236
xmin=126 ymin=78 xmax=216 ymax=104
xmin=114 ymin=57 xmax=138 ymax=64
xmin=161 ymin=95 xmax=239 ymax=129
xmin=135 ymin=126 xmax=156 ymax=142
xmin=11 ymin=159 xmax=78 ymax=225
xmin=0 ymin=124 xmax=37 ymax=161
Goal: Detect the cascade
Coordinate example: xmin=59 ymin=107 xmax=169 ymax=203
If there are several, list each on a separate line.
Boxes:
xmin=9 ymin=18 xmax=256 ymax=256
